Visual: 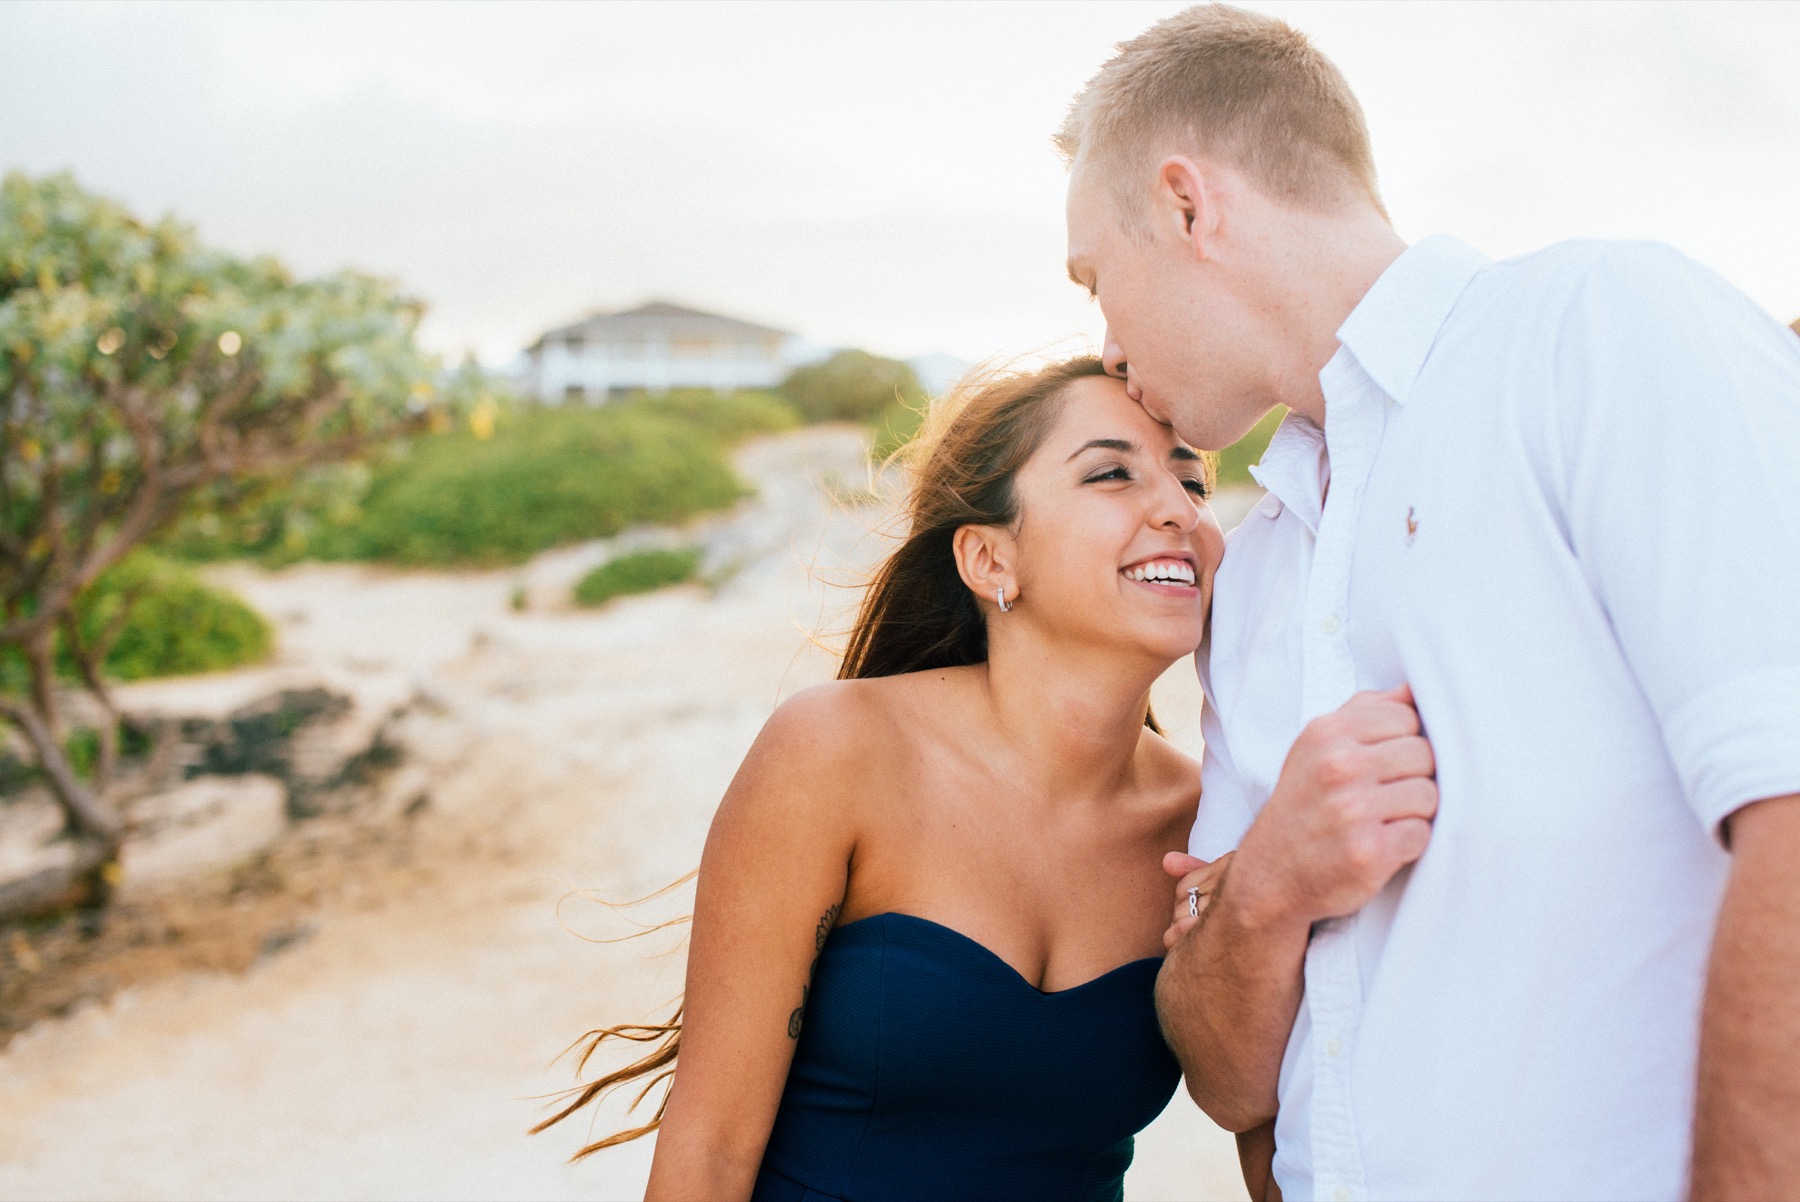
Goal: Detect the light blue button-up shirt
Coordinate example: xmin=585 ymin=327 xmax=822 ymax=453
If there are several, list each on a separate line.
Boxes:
xmin=1193 ymin=235 xmax=1800 ymax=1201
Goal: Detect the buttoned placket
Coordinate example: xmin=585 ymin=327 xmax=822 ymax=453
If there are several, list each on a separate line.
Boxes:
xmin=1299 ymin=355 xmax=1392 ymax=1202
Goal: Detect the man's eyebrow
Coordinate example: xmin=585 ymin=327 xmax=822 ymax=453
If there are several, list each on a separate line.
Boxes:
xmin=1170 ymin=447 xmax=1202 ymax=462
xmin=1067 ymin=437 xmax=1135 ymax=462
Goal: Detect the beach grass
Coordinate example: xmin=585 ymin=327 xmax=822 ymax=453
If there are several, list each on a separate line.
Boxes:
xmin=573 ymin=547 xmax=704 ymax=608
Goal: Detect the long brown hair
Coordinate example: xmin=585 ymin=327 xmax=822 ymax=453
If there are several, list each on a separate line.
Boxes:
xmin=533 ymin=355 xmax=1150 ymax=1159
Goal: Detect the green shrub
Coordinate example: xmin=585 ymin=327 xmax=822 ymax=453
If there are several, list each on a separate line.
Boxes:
xmin=1214 ymin=406 xmax=1287 ymax=489
xmin=65 ymin=552 xmax=272 ymax=681
xmin=336 ymin=407 xmax=747 ymax=566
xmin=159 ymin=391 xmax=797 ymax=569
xmin=780 ymin=351 xmax=927 ymax=425
xmin=622 ymin=390 xmax=801 ymax=440
xmin=574 ymin=547 xmax=702 ymax=607
xmin=159 ymin=460 xmax=374 ymax=566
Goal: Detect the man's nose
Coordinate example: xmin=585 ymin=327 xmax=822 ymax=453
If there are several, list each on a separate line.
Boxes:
xmin=1100 ymin=327 xmax=1143 ymax=402
xmin=1101 ymin=327 xmax=1128 ymax=379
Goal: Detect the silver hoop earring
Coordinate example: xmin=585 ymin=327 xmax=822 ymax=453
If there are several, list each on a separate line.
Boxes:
xmin=997 ymin=586 xmax=1013 ymax=613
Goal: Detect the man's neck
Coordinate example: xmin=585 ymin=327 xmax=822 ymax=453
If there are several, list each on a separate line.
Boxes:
xmin=1266 ymin=210 xmax=1407 ymax=428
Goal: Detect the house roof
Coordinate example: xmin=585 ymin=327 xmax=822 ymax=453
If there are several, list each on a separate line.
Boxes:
xmin=531 ymin=301 xmax=792 ymax=350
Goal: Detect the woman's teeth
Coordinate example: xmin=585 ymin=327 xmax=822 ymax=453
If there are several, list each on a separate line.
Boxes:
xmin=1125 ymin=560 xmax=1196 ymax=585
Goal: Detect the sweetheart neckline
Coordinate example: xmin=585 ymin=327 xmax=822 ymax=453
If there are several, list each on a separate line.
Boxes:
xmin=831 ymin=911 xmax=1163 ymax=997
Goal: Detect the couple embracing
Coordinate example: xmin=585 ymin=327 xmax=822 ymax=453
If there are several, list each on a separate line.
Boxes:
xmin=540 ymin=7 xmax=1800 ymax=1200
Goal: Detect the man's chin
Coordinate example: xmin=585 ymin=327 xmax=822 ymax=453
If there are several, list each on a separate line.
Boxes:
xmin=1134 ymin=392 xmax=1177 ymax=429
xmin=1133 ymin=393 xmax=1209 ymax=449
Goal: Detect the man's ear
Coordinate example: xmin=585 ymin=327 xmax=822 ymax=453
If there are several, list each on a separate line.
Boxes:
xmin=952 ymin=524 xmax=1017 ymax=610
xmin=1155 ymin=155 xmax=1220 ymax=261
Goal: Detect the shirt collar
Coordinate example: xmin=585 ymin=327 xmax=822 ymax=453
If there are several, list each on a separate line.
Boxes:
xmin=1247 ymin=413 xmax=1327 ymax=535
xmin=1335 ymin=234 xmax=1490 ymax=407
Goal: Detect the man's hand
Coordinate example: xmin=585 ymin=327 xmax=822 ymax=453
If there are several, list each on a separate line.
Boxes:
xmin=1163 ymin=850 xmax=1233 ymax=949
xmin=1229 ymin=684 xmax=1438 ymax=933
xmin=1156 ymin=684 xmax=1437 ymax=1132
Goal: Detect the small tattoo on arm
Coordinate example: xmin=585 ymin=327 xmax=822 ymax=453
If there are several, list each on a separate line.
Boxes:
xmin=788 ymin=903 xmax=842 ymax=1039
xmin=815 ymin=903 xmax=841 ymax=953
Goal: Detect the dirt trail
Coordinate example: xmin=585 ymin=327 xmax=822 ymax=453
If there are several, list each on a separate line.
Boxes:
xmin=0 ymin=426 xmax=1252 ymax=1202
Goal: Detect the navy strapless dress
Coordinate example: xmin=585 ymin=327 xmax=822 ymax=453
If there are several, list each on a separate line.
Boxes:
xmin=752 ymin=912 xmax=1181 ymax=1202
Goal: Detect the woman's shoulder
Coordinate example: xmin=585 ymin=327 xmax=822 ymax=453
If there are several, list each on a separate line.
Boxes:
xmin=719 ymin=674 xmax=960 ymax=840
xmin=763 ymin=669 xmax=978 ymax=744
xmin=744 ymin=675 xmax=925 ymax=779
xmin=760 ymin=676 xmax=899 ymax=744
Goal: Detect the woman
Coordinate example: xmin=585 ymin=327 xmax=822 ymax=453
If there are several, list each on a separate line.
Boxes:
xmin=541 ymin=356 xmax=1233 ymax=1201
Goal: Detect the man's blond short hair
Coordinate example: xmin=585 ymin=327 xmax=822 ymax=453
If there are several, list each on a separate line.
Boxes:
xmin=1057 ymin=4 xmax=1384 ymax=222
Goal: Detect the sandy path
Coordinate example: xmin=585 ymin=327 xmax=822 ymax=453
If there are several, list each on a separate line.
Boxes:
xmin=0 ymin=426 xmax=1253 ymax=1202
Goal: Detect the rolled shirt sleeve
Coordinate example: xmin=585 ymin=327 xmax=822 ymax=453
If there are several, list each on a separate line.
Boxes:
xmin=1554 ymin=244 xmax=1800 ymax=835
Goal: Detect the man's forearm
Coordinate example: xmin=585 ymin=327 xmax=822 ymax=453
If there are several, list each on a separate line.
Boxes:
xmin=1156 ymin=872 xmax=1312 ymax=1131
xmin=1691 ymin=793 xmax=1800 ymax=1201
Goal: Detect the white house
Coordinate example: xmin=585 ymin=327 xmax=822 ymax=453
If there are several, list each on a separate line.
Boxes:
xmin=522 ymin=301 xmax=800 ymax=402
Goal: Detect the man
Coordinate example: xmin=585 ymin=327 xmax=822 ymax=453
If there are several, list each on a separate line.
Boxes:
xmin=1059 ymin=6 xmax=1800 ymax=1200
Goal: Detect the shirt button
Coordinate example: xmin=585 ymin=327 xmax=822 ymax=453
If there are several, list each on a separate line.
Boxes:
xmin=1321 ymin=614 xmax=1342 ymax=635
xmin=1326 ymin=1035 xmax=1343 ymax=1059
xmin=1260 ymin=496 xmax=1282 ymax=519
xmin=1333 ymin=1187 xmax=1352 ymax=1202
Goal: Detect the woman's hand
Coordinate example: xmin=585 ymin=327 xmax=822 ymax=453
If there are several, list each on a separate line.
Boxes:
xmin=1161 ymin=850 xmax=1234 ymax=950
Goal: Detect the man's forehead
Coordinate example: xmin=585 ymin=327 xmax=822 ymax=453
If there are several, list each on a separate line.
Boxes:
xmin=1065 ymin=163 xmax=1106 ymax=226
xmin=1065 ymin=170 xmax=1109 ymax=279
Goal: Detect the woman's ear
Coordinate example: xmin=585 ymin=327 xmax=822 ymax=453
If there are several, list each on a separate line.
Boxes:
xmin=952 ymin=524 xmax=1018 ymax=610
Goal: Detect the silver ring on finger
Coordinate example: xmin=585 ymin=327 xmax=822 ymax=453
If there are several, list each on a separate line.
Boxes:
xmin=1187 ymin=886 xmax=1201 ymax=918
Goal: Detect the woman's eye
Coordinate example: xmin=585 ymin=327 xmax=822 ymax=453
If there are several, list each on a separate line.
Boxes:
xmin=1084 ymin=466 xmax=1132 ymax=484
xmin=1182 ymin=477 xmax=1211 ymax=499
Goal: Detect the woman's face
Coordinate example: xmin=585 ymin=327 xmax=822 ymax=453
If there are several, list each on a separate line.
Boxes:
xmin=1004 ymin=375 xmax=1226 ymax=662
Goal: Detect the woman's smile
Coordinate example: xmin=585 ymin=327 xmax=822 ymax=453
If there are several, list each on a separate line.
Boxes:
xmin=1121 ymin=554 xmax=1199 ymax=593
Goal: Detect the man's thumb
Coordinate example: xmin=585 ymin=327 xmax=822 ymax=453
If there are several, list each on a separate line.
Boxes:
xmin=1163 ymin=851 xmax=1207 ymax=878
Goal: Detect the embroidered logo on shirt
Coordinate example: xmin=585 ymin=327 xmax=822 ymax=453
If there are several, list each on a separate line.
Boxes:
xmin=1405 ymin=506 xmax=1419 ymax=546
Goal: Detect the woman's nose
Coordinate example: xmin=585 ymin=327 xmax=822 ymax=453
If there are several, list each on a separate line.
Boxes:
xmin=1151 ymin=474 xmax=1202 ymax=534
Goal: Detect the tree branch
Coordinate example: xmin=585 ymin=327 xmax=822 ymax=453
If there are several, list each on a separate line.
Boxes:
xmin=0 ymin=695 xmax=120 ymax=843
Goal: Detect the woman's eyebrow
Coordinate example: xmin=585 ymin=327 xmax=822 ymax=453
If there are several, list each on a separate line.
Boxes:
xmin=1066 ymin=437 xmax=1136 ymax=462
xmin=1170 ymin=446 xmax=1202 ymax=462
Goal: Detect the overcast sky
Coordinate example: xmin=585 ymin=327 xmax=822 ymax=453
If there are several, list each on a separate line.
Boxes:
xmin=4 ymin=1 xmax=1797 ymax=366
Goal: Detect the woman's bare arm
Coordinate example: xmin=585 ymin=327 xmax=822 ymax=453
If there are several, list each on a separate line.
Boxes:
xmin=645 ymin=685 xmax=867 ymax=1201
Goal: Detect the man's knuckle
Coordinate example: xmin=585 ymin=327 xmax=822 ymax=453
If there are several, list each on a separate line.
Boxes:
xmin=1346 ymin=830 xmax=1392 ymax=876
xmin=1320 ymin=748 xmax=1363 ymax=788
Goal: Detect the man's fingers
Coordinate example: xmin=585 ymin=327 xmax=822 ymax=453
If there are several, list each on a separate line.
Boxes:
xmin=1379 ymin=815 xmax=1432 ymax=865
xmin=1373 ymin=776 xmax=1439 ymax=823
xmin=1163 ymin=851 xmax=1207 ymax=879
xmin=1368 ymin=734 xmax=1435 ymax=783
xmin=1336 ymin=691 xmax=1422 ymax=743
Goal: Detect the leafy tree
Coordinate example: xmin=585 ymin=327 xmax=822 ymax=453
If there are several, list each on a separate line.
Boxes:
xmin=779 ymin=350 xmax=926 ymax=425
xmin=0 ymin=171 xmax=433 ymax=909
